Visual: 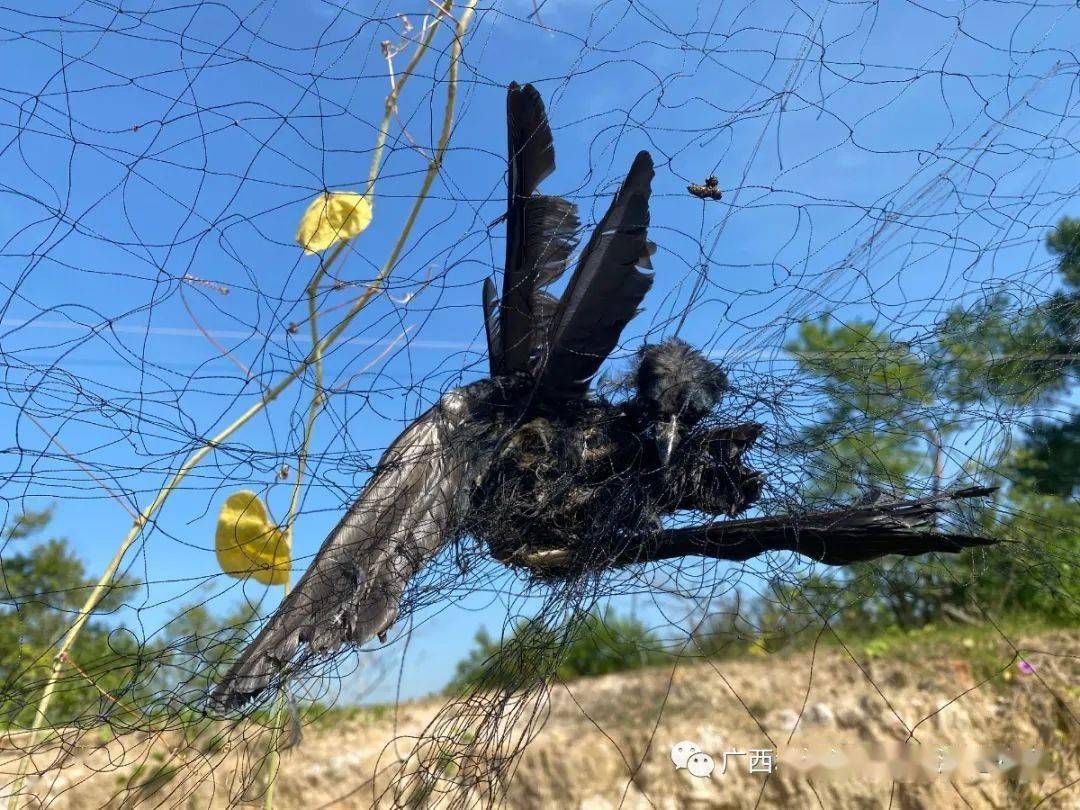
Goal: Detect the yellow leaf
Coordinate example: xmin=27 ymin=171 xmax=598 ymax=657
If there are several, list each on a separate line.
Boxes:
xmin=215 ymin=491 xmax=291 ymax=586
xmin=295 ymin=191 xmax=373 ymax=254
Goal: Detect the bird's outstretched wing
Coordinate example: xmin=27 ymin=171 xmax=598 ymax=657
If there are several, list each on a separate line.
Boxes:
xmin=211 ymin=390 xmax=494 ymax=711
xmin=533 ymin=150 xmax=656 ymax=399
xmin=612 ymin=486 xmax=999 ymax=567
xmin=491 ymin=82 xmax=580 ymax=376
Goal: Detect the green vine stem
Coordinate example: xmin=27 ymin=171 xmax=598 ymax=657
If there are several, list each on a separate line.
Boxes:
xmin=260 ymin=245 xmax=324 ymax=810
xmin=9 ymin=1 xmax=476 ymax=805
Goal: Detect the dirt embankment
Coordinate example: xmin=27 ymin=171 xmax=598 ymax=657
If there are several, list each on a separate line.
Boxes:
xmin=8 ymin=631 xmax=1079 ymax=809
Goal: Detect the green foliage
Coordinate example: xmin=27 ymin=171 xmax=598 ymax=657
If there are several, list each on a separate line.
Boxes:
xmin=1016 ymin=415 xmax=1080 ymax=496
xmin=787 ymin=292 xmax=1064 ymax=501
xmin=780 ymin=216 xmax=1080 ymax=635
xmin=161 ymin=598 xmax=259 ymax=680
xmin=784 ymin=317 xmax=930 ymax=498
xmin=447 ymin=608 xmax=669 ymax=694
xmin=1046 ymin=216 xmax=1080 ymax=289
xmin=446 ymin=623 xmax=555 ymax=695
xmin=972 ymin=491 xmax=1080 ymax=621
xmin=0 ymin=508 xmax=263 ymax=730
xmin=0 ymin=507 xmax=142 ymax=728
xmin=140 ymin=595 xmax=261 ymax=713
xmin=557 ymin=608 xmax=669 ymax=678
xmin=1016 ymin=217 xmax=1080 ymax=495
xmin=935 ymin=293 xmax=1058 ymax=405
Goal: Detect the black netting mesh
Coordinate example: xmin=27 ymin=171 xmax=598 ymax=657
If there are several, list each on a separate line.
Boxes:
xmin=0 ymin=1 xmax=1076 ymax=807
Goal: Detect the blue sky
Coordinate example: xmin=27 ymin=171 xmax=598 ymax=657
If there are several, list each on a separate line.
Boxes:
xmin=0 ymin=0 xmax=1077 ymax=703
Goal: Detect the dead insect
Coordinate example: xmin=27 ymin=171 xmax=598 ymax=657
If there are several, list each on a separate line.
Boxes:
xmin=687 ymin=175 xmax=722 ymax=201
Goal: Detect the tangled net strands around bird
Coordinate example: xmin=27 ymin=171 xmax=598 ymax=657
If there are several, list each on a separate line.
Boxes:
xmin=0 ymin=0 xmax=1077 ymax=807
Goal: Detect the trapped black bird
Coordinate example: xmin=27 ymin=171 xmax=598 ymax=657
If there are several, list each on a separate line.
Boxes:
xmin=211 ymin=82 xmax=997 ymax=711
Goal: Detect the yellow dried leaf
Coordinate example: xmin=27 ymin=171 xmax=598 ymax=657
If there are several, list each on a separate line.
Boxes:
xmin=215 ymin=491 xmax=291 ymax=586
xmin=295 ymin=191 xmax=373 ymax=254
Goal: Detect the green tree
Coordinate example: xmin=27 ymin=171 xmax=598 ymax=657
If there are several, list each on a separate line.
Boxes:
xmin=0 ymin=508 xmax=142 ymax=728
xmin=786 ymin=291 xmax=1055 ymax=503
xmin=781 ymin=218 xmax=1080 ymax=631
xmin=785 ymin=316 xmax=932 ymax=499
xmin=447 ymin=607 xmax=669 ymax=693
xmin=1014 ymin=217 xmax=1080 ymax=495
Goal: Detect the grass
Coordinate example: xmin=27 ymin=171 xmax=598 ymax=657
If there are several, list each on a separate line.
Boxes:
xmin=301 ymin=701 xmax=396 ymax=730
xmin=813 ymin=615 xmax=1064 ymax=682
xmin=713 ymin=613 xmax=1064 ymax=662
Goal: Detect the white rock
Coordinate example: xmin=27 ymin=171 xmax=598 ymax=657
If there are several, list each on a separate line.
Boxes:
xmin=805 ymin=703 xmax=836 ymax=727
xmin=765 ymin=709 xmax=801 ymax=732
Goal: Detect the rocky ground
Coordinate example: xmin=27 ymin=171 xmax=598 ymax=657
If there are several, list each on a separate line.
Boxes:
xmin=4 ymin=630 xmax=1078 ymax=809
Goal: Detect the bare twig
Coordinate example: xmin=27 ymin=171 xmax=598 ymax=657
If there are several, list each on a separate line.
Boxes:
xmin=179 ymin=283 xmax=256 ymax=382
xmin=332 ymin=326 xmax=414 ymax=394
xmin=25 ymin=413 xmax=138 ymax=520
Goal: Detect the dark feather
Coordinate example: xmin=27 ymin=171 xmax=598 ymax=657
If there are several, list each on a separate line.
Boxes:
xmin=483 ymin=277 xmax=503 ymax=376
xmin=213 ymin=84 xmax=1004 ymax=729
xmin=534 ymin=150 xmax=656 ymax=398
xmin=635 ymin=338 xmax=728 ymax=421
xmin=506 ymin=82 xmax=556 ymax=196
xmin=524 ymin=196 xmax=580 ymax=288
xmin=616 ymin=486 xmax=998 ymax=567
xmin=211 ymin=390 xmax=496 ymax=711
xmin=501 ymin=83 xmax=580 ymax=372
xmin=530 ymin=290 xmax=560 ymax=364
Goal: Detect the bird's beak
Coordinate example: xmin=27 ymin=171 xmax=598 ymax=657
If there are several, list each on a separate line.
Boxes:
xmin=658 ymin=414 xmax=679 ymax=466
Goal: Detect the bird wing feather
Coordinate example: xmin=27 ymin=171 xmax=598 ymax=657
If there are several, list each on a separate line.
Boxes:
xmin=483 ymin=276 xmax=503 ymax=376
xmin=211 ymin=391 xmax=492 ymax=710
xmin=499 ymin=82 xmax=580 ymax=374
xmin=611 ymin=486 xmax=998 ymax=567
xmin=533 ymin=150 xmax=656 ymax=398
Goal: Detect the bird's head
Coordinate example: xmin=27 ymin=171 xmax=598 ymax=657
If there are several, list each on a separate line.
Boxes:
xmin=634 ymin=338 xmax=727 ymax=465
